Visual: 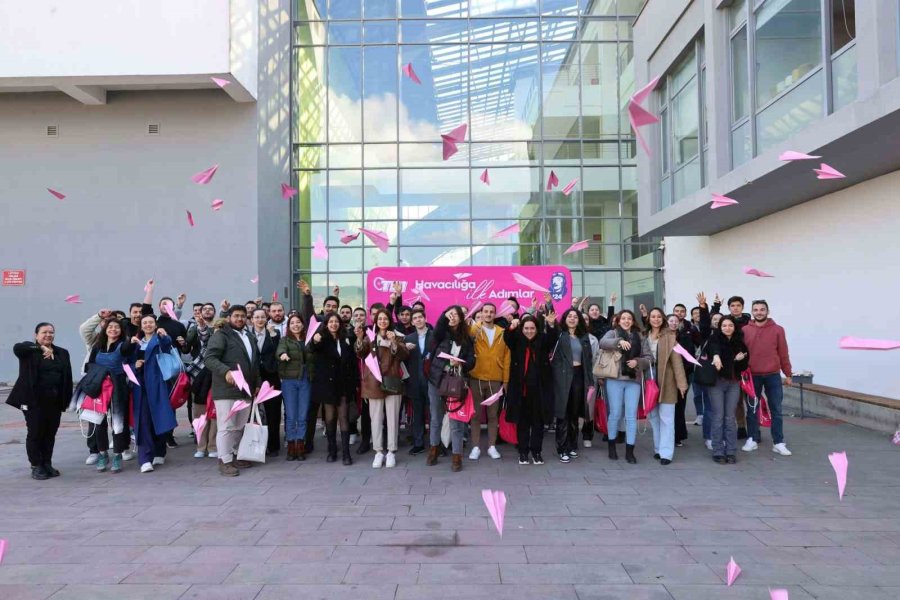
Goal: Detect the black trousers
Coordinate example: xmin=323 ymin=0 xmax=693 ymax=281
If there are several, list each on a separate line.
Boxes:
xmin=265 ymin=396 xmax=283 ymax=453
xmin=556 ymin=366 xmax=584 ymax=454
xmin=90 ymin=418 xmax=130 ymax=454
xmin=25 ymin=407 xmax=61 ymax=467
xmin=304 ymin=398 xmax=321 ymax=450
xmin=675 ymin=389 xmax=688 ymax=443
xmin=517 ymin=389 xmax=544 ymax=454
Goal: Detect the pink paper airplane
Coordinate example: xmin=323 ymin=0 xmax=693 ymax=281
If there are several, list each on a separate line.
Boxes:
xmin=186 ymin=210 xmax=195 ymax=227
xmin=495 ymin=302 xmax=516 ymax=318
xmin=779 ymin=150 xmax=820 ymax=161
xmin=587 ymin=385 xmax=596 ymax=405
xmin=254 ymin=381 xmax=282 ymax=405
xmin=211 ymin=77 xmax=231 ymax=88
xmin=0 ymin=538 xmax=7 ymax=564
xmin=437 ymin=352 xmax=467 ymax=363
xmin=47 ymin=188 xmax=66 ymax=200
xmin=225 ymin=400 xmax=250 ymax=422
xmin=744 ymin=267 xmax=774 ymax=278
xmin=839 ymin=336 xmax=900 ymax=350
xmin=674 ymin=343 xmax=701 ymax=367
xmin=366 ymin=328 xmax=375 ymax=343
xmin=364 ymin=353 xmax=382 ymax=383
xmin=480 ymin=386 xmax=504 ymax=407
xmin=512 ymin=272 xmax=550 ymax=293
xmin=313 ymin=235 xmax=329 ymax=260
xmin=250 ymin=275 xmax=259 ymax=283
xmin=337 ymin=229 xmax=361 ymax=244
xmin=162 ymin=302 xmax=178 ymax=321
xmin=453 ymin=272 xmax=472 ymax=280
xmin=211 ymin=198 xmax=224 ymax=211
xmin=359 ymin=227 xmax=390 ymax=252
xmin=769 ymin=590 xmax=789 ymax=600
xmin=481 ymin=489 xmax=507 ymax=537
xmin=814 ymin=163 xmax=846 ymax=179
xmin=65 ymin=295 xmax=82 ymax=304
xmin=402 ymin=62 xmax=421 ymax=84
xmin=231 ymin=364 xmax=251 ymax=396
xmin=492 ymin=223 xmax=520 ymax=239
xmin=726 ymin=556 xmax=741 ymax=586
xmin=123 ymin=364 xmax=141 ymax=386
xmin=546 ymin=170 xmax=559 ymax=191
xmin=828 ymin=451 xmax=848 ymax=500
xmin=192 ymin=414 xmax=207 ymax=439
xmin=563 ymin=240 xmax=590 ymax=255
xmin=441 ymin=123 xmax=467 ymax=161
xmin=562 ymin=178 xmax=579 ymax=196
xmin=628 ymin=75 xmax=661 ymax=156
xmin=411 ymin=286 xmax=431 ymax=302
xmin=273 ymin=290 xmax=279 ymax=302
xmin=467 ymin=300 xmax=484 ymax=316
xmin=281 ymin=183 xmax=298 ymax=199
xmin=191 ymin=164 xmax=219 ymax=185
xmin=305 ymin=315 xmax=319 ymax=345
xmin=710 ymin=194 xmax=739 ymax=209
xmin=480 ymin=168 xmax=490 ymax=185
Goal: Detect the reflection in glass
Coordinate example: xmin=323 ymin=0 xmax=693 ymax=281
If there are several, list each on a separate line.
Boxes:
xmin=731 ymin=120 xmax=751 ymax=168
xmin=363 ymin=46 xmax=398 ymax=142
xmin=364 ymin=169 xmax=398 ymax=221
xmin=399 ymin=45 xmax=468 ymax=141
xmin=469 ymin=43 xmax=540 ymax=141
xmin=364 ymin=0 xmax=396 ymax=19
xmin=328 ymin=22 xmax=361 ymax=45
xmin=400 ymin=169 xmax=470 ymax=220
xmin=731 ymin=26 xmax=749 ymax=122
xmin=542 ymin=43 xmax=580 ymax=138
xmin=755 ymin=0 xmax=822 ymax=108
xmin=832 ymin=45 xmax=857 ymax=111
xmin=328 ymin=170 xmax=362 ymax=221
xmin=582 ymin=42 xmax=620 ymax=139
xmin=756 ymin=69 xmax=823 ymax=154
xmin=471 ymin=167 xmax=540 ymax=219
xmin=399 ymin=221 xmax=471 ymax=245
xmin=472 ymin=220 xmax=540 ymax=245
xmin=328 ymin=47 xmax=362 ymax=143
xmin=292 ymin=46 xmax=326 ymax=143
xmin=399 ymin=246 xmax=472 ymax=267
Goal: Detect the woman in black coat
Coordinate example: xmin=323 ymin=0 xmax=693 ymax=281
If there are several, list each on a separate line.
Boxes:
xmin=503 ymin=313 xmax=556 ymax=466
xmin=308 ymin=312 xmax=359 ymax=465
xmin=7 ymin=322 xmax=73 ymax=480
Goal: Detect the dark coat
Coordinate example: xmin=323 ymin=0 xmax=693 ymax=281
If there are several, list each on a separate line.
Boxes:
xmin=309 ymin=332 xmax=358 ymax=405
xmin=708 ymin=331 xmax=750 ymax=381
xmin=403 ymin=328 xmax=435 ymax=399
xmin=204 ymin=326 xmax=261 ymax=400
xmin=356 ymin=334 xmax=409 ymax=400
xmin=427 ymin=314 xmax=475 ymax=388
xmin=129 ymin=335 xmax=178 ymax=436
xmin=549 ymin=328 xmax=597 ymax=420
xmin=503 ymin=327 xmax=553 ymax=424
xmin=249 ymin=327 xmax=281 ymax=381
xmin=7 ymin=343 xmax=73 ymax=412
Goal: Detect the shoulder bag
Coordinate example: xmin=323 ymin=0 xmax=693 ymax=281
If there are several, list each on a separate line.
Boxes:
xmin=692 ymin=340 xmax=717 ymax=386
xmin=594 ymin=349 xmax=622 ymax=379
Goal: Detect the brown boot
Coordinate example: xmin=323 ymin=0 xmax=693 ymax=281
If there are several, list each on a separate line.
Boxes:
xmin=426 ymin=445 xmax=439 ymax=466
xmin=218 ymin=459 xmax=239 ymax=477
xmin=296 ymin=440 xmax=306 ymax=461
xmin=286 ymin=441 xmax=296 ymax=461
xmin=234 ymin=460 xmax=254 ymax=469
xmin=451 ymin=453 xmax=462 ymax=472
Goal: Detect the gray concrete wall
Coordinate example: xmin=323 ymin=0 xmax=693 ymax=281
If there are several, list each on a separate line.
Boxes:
xmin=783 ymin=387 xmax=900 ymax=436
xmin=0 ymin=90 xmax=259 ymax=382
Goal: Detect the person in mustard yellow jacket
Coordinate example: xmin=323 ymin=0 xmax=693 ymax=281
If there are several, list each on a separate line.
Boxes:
xmin=467 ymin=303 xmax=510 ymax=461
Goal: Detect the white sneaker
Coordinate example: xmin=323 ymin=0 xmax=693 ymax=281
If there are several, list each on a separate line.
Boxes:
xmin=705 ymin=439 xmax=713 ymax=451
xmin=152 ymin=457 xmax=165 ymax=466
xmin=385 ymin=452 xmax=396 ymax=468
xmin=583 ymin=440 xmax=592 ymax=448
xmin=140 ymin=462 xmax=154 ymax=473
xmin=487 ymin=446 xmax=501 ymax=460
xmin=372 ymin=452 xmax=385 ymax=468
xmin=772 ymin=443 xmax=792 ymax=456
xmin=193 ymin=451 xmax=206 ymax=458
xmin=85 ymin=453 xmax=99 ymax=465
xmin=349 ymin=434 xmax=358 ymax=445
xmin=122 ymin=449 xmax=136 ymax=461
xmin=742 ymin=439 xmax=759 ymax=452
xmin=468 ymin=446 xmax=481 ymax=461
xmin=693 ymin=415 xmax=703 ymax=426
xmin=208 ymin=451 xmax=218 ymax=459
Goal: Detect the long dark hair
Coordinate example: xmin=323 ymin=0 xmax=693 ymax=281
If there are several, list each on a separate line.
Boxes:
xmin=718 ymin=315 xmax=744 ymax=343
xmin=322 ymin=312 xmax=342 ymax=339
xmin=286 ymin=314 xmax=305 ymax=341
xmin=95 ymin=319 xmax=124 ymax=350
xmin=558 ymin=308 xmax=587 ymax=338
xmin=614 ymin=309 xmax=642 ymax=336
xmin=647 ymin=307 xmax=667 ymax=336
xmin=443 ymin=305 xmax=469 ymax=345
xmin=373 ymin=308 xmax=393 ymax=336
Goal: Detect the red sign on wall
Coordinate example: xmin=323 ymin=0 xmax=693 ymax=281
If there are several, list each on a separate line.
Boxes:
xmin=2 ymin=270 xmax=26 ymax=286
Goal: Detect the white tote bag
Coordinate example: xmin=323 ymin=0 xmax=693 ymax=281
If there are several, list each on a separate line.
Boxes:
xmin=237 ymin=403 xmax=268 ymax=463
xmin=440 ymin=413 xmax=451 ymax=448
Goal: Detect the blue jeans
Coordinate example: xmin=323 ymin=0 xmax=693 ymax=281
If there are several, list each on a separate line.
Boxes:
xmin=692 ymin=379 xmax=712 ymax=440
xmin=648 ymin=403 xmax=675 ymax=460
xmin=748 ymin=373 xmax=784 ymax=444
xmin=708 ymin=378 xmax=740 ymax=456
xmin=282 ymin=376 xmax=311 ymax=442
xmin=605 ymin=379 xmax=640 ymax=445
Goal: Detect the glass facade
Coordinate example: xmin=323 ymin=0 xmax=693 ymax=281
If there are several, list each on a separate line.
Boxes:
xmin=290 ymin=0 xmax=660 ymax=312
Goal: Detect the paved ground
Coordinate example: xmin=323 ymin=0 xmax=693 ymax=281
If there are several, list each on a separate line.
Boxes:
xmin=1 ymin=390 xmax=899 ymax=600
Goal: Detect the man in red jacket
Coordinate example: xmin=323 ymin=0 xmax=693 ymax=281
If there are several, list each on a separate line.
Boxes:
xmin=742 ymin=300 xmax=793 ymax=456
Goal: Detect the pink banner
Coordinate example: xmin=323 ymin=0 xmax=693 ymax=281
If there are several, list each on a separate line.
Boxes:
xmin=366 ymin=266 xmax=573 ymax=315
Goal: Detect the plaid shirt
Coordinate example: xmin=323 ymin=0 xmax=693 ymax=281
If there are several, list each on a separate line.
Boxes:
xmin=185 ymin=325 xmax=212 ymax=379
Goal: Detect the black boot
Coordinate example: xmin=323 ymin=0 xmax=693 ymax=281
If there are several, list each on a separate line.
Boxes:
xmin=356 ymin=437 xmax=371 ymax=455
xmin=326 ymin=430 xmax=338 ymax=463
xmin=607 ymin=441 xmax=618 ymax=460
xmin=31 ymin=465 xmax=49 ymax=480
xmin=341 ymin=432 xmax=353 ymax=466
xmin=43 ymin=463 xmax=61 ymax=477
xmin=625 ymin=444 xmax=637 ymax=464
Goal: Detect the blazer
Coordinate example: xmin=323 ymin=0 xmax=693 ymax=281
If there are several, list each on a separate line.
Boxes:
xmin=549 ymin=328 xmax=598 ymax=420
xmin=403 ymin=328 xmax=434 ymax=399
xmin=249 ymin=327 xmax=281 ymax=378
xmin=204 ymin=326 xmax=261 ymax=400
xmin=7 ymin=343 xmax=73 ymax=412
xmin=309 ymin=332 xmax=358 ymax=405
xmin=642 ymin=330 xmax=688 ymax=404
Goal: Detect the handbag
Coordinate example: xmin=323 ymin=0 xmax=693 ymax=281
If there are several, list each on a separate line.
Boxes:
xmin=498 ymin=408 xmax=518 ymax=445
xmin=156 ymin=347 xmax=183 ymax=381
xmin=594 ymin=349 xmax=622 ymax=379
xmin=169 ymin=371 xmax=191 ymax=409
xmin=448 ymin=388 xmax=475 ymax=423
xmin=380 ymin=374 xmax=404 ymax=395
xmin=80 ymin=376 xmax=113 ymax=425
xmin=593 ymin=385 xmax=609 ymax=434
xmin=740 ymin=368 xmax=757 ymax=398
xmin=692 ymin=341 xmax=717 ymax=386
xmin=438 ymin=364 xmax=466 ymax=398
xmin=642 ymin=365 xmax=660 ymax=415
xmin=758 ymin=395 xmax=772 ymax=428
xmin=237 ymin=403 xmax=268 ymax=463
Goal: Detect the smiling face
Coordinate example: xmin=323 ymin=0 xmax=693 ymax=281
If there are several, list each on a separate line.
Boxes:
xmin=105 ymin=321 xmax=122 ymax=342
xmin=288 ymin=315 xmax=304 ymax=337
xmin=35 ymin=324 xmax=55 ymax=346
xmin=228 ymin=309 xmax=247 ymax=330
xmin=588 ymin=304 xmax=601 ymax=319
xmin=522 ymin=319 xmax=537 ymax=340
xmin=667 ymin=315 xmax=679 ymax=332
xmin=376 ymin=311 xmax=391 ymax=333
xmin=326 ymin=314 xmax=341 ymax=335
xmin=141 ymin=315 xmax=157 ymax=336
xmin=412 ymin=312 xmax=426 ymax=330
xmin=565 ymin=310 xmax=580 ymax=330
xmin=323 ymin=298 xmax=338 ymax=313
xmin=445 ymin=308 xmax=460 ymax=327
xmin=618 ymin=312 xmax=634 ymax=330
xmin=648 ymin=309 xmax=665 ymax=331
xmin=251 ymin=309 xmax=268 ymax=329
xmin=720 ymin=319 xmax=735 ymax=337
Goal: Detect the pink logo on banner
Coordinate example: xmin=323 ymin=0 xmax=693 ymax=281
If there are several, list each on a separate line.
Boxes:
xmin=366 ymin=266 xmax=573 ymax=314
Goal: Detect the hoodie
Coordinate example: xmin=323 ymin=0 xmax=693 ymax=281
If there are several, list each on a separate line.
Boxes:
xmin=743 ymin=319 xmax=792 ymax=376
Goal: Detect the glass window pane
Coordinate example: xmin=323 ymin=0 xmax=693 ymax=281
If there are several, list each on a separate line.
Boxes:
xmin=401 ymin=0 xmax=467 ymax=18
xmin=400 ymin=246 xmax=472 ymax=267
xmin=322 ymin=246 xmax=362 ymax=272
xmin=328 ymin=22 xmax=361 ymax=44
xmin=400 ymin=20 xmax=468 ymax=44
xmin=582 ymin=271 xmax=621 ymax=309
xmin=468 ymin=43 xmax=539 ymax=141
xmin=541 ymin=0 xmax=585 ymax=16
xmin=582 ymin=19 xmax=622 ymax=42
xmin=472 ymin=220 xmax=541 ymax=245
xmin=399 ymin=221 xmax=471 ymax=245
xmin=755 ymin=0 xmax=822 ymax=107
xmin=544 ymin=166 xmax=581 ymax=216
xmin=364 ymin=0 xmax=396 ymax=19
xmin=756 ymin=69 xmax=823 ymax=153
xmin=544 ymin=218 xmax=582 ymax=243
xmin=471 ymin=0 xmax=538 ymax=17
xmin=729 ymin=0 xmax=747 ymax=30
xmin=293 ymin=144 xmax=327 ymax=169
xmin=364 ymin=169 xmax=398 ymax=221
xmin=470 ymin=142 xmax=539 ymax=166
xmin=831 ymin=0 xmax=855 ymax=52
xmin=543 ymin=141 xmax=581 ymax=165
xmin=581 ymin=244 xmax=622 ymax=268
xmin=329 ymin=170 xmax=362 ymax=221
xmin=471 ymin=167 xmax=541 ymax=219
xmin=731 ymin=26 xmax=749 ymax=122
xmin=293 ymin=0 xmax=326 ymax=20
xmin=659 ymin=107 xmax=670 ymax=174
xmin=292 ymin=46 xmax=327 ymax=143
xmin=364 ymin=144 xmax=398 ymax=167
xmin=583 ymin=166 xmax=620 ymax=218
xmin=541 ymin=18 xmax=579 ymax=41
xmin=582 ymin=42 xmax=620 ymax=140
xmin=294 ymin=21 xmax=327 ymax=45
xmin=400 ymin=169 xmax=471 ymax=220
xmin=623 ymin=271 xmax=659 ymax=313
xmin=399 ymin=45 xmax=469 ymax=141
xmin=329 ymin=144 xmax=361 ymax=168
xmin=472 ymin=245 xmax=542 ymax=266
xmin=672 ymin=76 xmax=699 ymax=167
xmin=363 ymin=46 xmax=398 ymax=142
xmin=673 ymin=159 xmax=702 ymax=201
xmin=544 ymin=245 xmax=587 ymax=268
xmin=832 ymin=44 xmax=857 ymax=111
xmin=731 ymin=120 xmax=751 ymax=167
xmin=471 ymin=19 xmax=540 ymax=43
xmin=364 ymin=21 xmax=397 ymax=44
xmin=399 ymin=142 xmax=469 ymax=166
xmin=296 ymin=171 xmax=327 ymax=221
xmin=616 ymin=0 xmax=643 ymax=16
xmin=583 ymin=218 xmax=626 ymax=245
xmin=542 ymin=42 xmax=580 ymax=138
xmin=327 ymin=273 xmax=365 ymax=309
xmin=328 ymin=47 xmax=362 ymax=142
xmin=365 ymin=246 xmax=398 ymax=270
xmin=621 ymin=166 xmax=636 ymax=216
xmin=583 ymin=141 xmax=624 ymax=165
xmin=328 ymin=0 xmax=360 ymax=20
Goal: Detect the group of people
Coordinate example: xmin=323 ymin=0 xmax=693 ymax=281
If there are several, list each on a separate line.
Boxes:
xmin=7 ymin=279 xmax=793 ymax=480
